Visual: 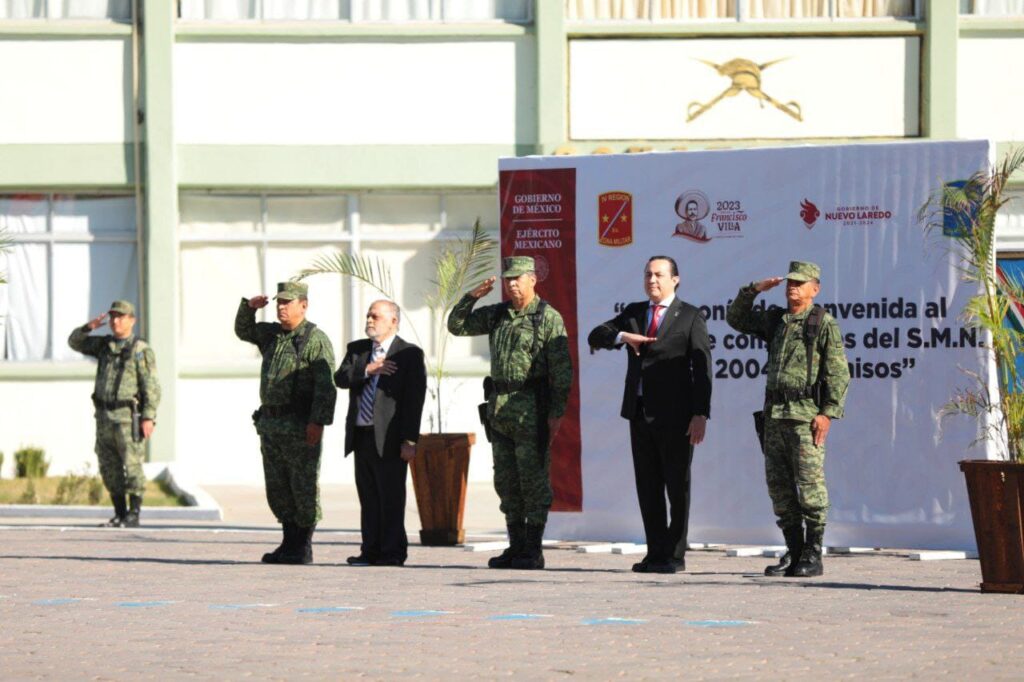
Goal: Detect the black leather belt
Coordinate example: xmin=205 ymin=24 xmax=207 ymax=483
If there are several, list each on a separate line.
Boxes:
xmin=492 ymin=377 xmax=545 ymax=394
xmin=92 ymin=394 xmax=133 ymax=410
xmin=260 ymin=404 xmax=296 ymax=418
xmin=765 ymin=388 xmax=814 ymax=404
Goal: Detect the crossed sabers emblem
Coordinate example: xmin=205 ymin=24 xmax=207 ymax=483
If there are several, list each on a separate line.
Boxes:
xmin=687 ymin=58 xmax=802 ymax=123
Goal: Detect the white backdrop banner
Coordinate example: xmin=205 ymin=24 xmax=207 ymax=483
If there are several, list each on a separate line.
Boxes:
xmin=499 ymin=140 xmax=993 ymax=551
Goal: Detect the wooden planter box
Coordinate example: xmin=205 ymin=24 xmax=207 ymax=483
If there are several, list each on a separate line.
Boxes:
xmin=410 ymin=433 xmax=475 ymax=546
xmin=960 ymin=459 xmax=1024 ymax=594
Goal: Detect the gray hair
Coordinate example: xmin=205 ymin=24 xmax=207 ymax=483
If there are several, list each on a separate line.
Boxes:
xmin=370 ymin=299 xmax=400 ymax=325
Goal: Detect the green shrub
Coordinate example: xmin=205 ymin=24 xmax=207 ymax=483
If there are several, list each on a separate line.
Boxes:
xmin=88 ymin=476 xmax=104 ymax=504
xmin=14 ymin=447 xmax=49 ymax=479
xmin=0 ymin=451 xmax=4 ymax=479
xmin=18 ymin=478 xmax=39 ymax=504
xmin=51 ymin=465 xmax=105 ymax=505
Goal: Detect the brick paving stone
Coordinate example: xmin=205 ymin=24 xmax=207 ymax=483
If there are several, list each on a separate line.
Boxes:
xmin=1 ymin=524 xmax=1023 ymax=679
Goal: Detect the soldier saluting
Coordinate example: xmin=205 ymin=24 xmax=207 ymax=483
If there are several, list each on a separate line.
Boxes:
xmin=69 ymin=300 xmax=160 ymax=528
xmin=726 ymin=261 xmax=850 ymax=578
xmin=236 ymin=281 xmax=336 ymax=565
xmin=447 ymin=256 xmax=573 ymax=570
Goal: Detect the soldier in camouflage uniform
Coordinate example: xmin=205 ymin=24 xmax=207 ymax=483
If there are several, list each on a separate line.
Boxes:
xmin=447 ymin=256 xmax=572 ymax=570
xmin=69 ymin=300 xmax=161 ymax=528
xmin=236 ymin=281 xmax=336 ymax=565
xmin=726 ymin=261 xmax=850 ymax=577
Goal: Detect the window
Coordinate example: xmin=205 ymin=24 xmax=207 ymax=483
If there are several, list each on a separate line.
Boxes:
xmin=960 ymin=0 xmax=1024 ymax=15
xmin=0 ymin=0 xmax=130 ymax=19
xmin=178 ymin=0 xmax=532 ymax=23
xmin=0 ymin=195 xmax=138 ymax=361
xmin=565 ymin=0 xmax=918 ymax=21
xmin=177 ymin=192 xmax=498 ymax=366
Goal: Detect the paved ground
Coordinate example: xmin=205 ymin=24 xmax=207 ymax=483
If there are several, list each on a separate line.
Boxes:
xmin=1 ymin=486 xmax=1022 ymax=679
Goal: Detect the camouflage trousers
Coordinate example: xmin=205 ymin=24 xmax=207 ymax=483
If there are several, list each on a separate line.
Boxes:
xmin=94 ymin=419 xmax=146 ymax=497
xmin=763 ymin=417 xmax=829 ymax=531
xmin=491 ymin=424 xmax=552 ymax=526
xmin=259 ymin=430 xmax=323 ymax=527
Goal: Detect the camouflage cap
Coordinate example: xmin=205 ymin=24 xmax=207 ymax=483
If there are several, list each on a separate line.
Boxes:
xmin=274 ymin=281 xmax=308 ymax=301
xmin=501 ymin=256 xmax=535 ymax=278
xmin=785 ymin=261 xmax=821 ymax=283
xmin=108 ymin=300 xmax=135 ymax=316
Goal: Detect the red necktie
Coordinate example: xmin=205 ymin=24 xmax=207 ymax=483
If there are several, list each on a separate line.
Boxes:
xmin=646 ymin=304 xmax=663 ymax=337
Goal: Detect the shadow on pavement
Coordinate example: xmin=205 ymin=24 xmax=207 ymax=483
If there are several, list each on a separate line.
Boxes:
xmin=0 ymin=554 xmax=249 ymax=566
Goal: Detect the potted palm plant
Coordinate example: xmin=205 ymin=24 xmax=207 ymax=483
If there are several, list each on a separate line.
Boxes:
xmin=297 ymin=219 xmax=497 ymax=545
xmin=919 ymin=148 xmax=1024 ymax=593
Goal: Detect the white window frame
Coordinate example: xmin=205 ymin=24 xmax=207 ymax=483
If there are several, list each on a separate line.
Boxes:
xmin=177 ymin=190 xmax=499 ymax=351
xmin=3 ymin=193 xmax=138 ymax=360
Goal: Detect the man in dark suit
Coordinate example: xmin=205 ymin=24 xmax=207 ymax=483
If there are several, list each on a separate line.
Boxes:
xmin=335 ymin=300 xmax=426 ymax=567
xmin=588 ymin=255 xmax=712 ymax=574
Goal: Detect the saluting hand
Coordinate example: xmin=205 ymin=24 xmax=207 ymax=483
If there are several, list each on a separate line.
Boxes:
xmin=86 ymin=312 xmax=108 ymax=331
xmin=247 ymin=295 xmax=270 ymax=310
xmin=470 ymin=276 xmax=497 ymax=299
xmin=754 ymin=277 xmax=784 ymax=292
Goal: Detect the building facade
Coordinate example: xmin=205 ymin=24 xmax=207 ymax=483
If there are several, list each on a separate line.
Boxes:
xmin=1 ymin=0 xmax=1022 ymax=483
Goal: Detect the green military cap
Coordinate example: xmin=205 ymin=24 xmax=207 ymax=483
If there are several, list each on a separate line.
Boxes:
xmin=501 ymin=256 xmax=535 ymax=278
xmin=785 ymin=261 xmax=821 ymax=282
xmin=108 ymin=300 xmax=135 ymax=316
xmin=274 ymin=281 xmax=308 ymax=301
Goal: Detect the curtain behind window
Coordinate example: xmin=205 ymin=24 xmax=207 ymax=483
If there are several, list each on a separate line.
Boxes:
xmin=2 ymin=196 xmax=137 ymax=361
xmin=0 ymin=0 xmax=130 ymax=18
xmin=962 ymin=0 xmax=1024 ymax=14
xmin=566 ymin=0 xmax=912 ymax=18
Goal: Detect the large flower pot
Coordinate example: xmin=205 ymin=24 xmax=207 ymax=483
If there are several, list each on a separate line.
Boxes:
xmin=960 ymin=459 xmax=1024 ymax=594
xmin=410 ymin=433 xmax=475 ymax=546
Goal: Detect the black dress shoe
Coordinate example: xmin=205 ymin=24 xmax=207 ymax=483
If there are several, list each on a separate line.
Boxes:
xmin=633 ymin=558 xmax=676 ymax=574
xmin=671 ymin=556 xmax=686 ymax=571
xmin=346 ymin=555 xmax=375 ymax=566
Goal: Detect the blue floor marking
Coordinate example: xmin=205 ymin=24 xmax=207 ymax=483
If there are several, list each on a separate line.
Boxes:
xmin=209 ymin=603 xmax=275 ymax=611
xmin=116 ymin=601 xmax=173 ymax=608
xmin=391 ymin=610 xmax=452 ymax=618
xmin=582 ymin=617 xmax=646 ymax=625
xmin=297 ymin=607 xmax=362 ymax=614
xmin=489 ymin=614 xmax=551 ymax=621
xmin=685 ymin=620 xmax=753 ymax=628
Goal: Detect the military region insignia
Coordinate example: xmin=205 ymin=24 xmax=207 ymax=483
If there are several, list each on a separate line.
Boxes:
xmin=598 ymin=191 xmax=633 ymax=247
xmin=687 ymin=57 xmax=802 ymax=123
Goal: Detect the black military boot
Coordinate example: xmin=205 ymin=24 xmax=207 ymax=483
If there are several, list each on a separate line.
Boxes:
xmin=511 ymin=522 xmax=545 ymax=570
xmin=765 ymin=525 xmax=805 ymax=577
xmin=280 ymin=525 xmax=314 ymax=565
xmin=791 ymin=526 xmax=825 ymax=577
xmin=124 ymin=495 xmax=143 ymax=528
xmin=261 ymin=524 xmax=293 ymax=564
xmin=488 ymin=521 xmax=526 ymax=569
xmin=101 ymin=494 xmax=128 ymax=528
